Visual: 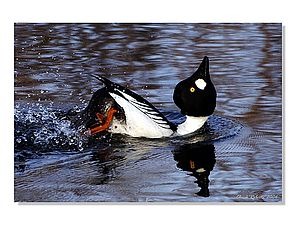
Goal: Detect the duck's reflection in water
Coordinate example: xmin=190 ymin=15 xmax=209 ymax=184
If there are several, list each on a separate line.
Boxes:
xmin=173 ymin=142 xmax=216 ymax=197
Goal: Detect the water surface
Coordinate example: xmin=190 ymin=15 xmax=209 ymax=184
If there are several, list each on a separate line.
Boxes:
xmin=14 ymin=23 xmax=282 ymax=202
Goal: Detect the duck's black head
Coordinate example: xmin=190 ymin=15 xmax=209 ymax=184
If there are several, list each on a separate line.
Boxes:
xmin=173 ymin=56 xmax=216 ymax=117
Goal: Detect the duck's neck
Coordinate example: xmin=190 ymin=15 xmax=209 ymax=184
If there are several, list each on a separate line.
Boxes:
xmin=176 ymin=116 xmax=208 ymax=136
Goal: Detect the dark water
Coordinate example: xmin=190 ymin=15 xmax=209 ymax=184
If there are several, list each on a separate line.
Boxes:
xmin=14 ymin=23 xmax=282 ymax=202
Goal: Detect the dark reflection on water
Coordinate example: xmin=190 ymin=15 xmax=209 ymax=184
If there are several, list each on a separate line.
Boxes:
xmin=14 ymin=23 xmax=282 ymax=202
xmin=173 ymin=143 xmax=216 ymax=197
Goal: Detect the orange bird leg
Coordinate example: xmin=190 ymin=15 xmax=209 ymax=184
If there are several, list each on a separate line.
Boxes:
xmin=90 ymin=108 xmax=117 ymax=135
xmin=95 ymin=112 xmax=104 ymax=123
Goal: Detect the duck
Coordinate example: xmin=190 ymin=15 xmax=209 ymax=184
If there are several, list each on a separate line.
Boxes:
xmin=71 ymin=56 xmax=216 ymax=138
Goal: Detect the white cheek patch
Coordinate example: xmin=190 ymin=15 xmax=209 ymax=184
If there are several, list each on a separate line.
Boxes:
xmin=195 ymin=79 xmax=207 ymax=90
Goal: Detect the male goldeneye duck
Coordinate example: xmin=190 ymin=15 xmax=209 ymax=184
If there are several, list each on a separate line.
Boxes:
xmin=73 ymin=56 xmax=216 ymax=138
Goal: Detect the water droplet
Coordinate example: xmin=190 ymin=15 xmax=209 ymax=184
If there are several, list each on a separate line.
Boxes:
xmin=78 ymin=141 xmax=84 ymax=151
xmin=49 ymin=113 xmax=57 ymax=119
xmin=69 ymin=138 xmax=75 ymax=145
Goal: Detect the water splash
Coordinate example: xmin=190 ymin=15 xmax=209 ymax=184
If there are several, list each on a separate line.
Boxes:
xmin=14 ymin=103 xmax=88 ymax=152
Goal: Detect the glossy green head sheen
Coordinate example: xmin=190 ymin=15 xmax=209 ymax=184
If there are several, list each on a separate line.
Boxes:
xmin=173 ymin=56 xmax=217 ymax=117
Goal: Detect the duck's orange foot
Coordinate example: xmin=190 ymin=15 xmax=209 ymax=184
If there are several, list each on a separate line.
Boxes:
xmin=89 ymin=107 xmax=117 ymax=135
xmin=95 ymin=112 xmax=104 ymax=124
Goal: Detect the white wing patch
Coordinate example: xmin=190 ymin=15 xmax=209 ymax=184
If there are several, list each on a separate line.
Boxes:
xmin=118 ymin=90 xmax=170 ymax=127
xmin=109 ymin=91 xmax=173 ymax=138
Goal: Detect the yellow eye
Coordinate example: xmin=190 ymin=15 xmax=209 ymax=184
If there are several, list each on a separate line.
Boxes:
xmin=190 ymin=87 xmax=195 ymax=92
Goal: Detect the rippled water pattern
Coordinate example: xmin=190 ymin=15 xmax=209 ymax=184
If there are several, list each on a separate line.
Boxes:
xmin=14 ymin=23 xmax=282 ymax=202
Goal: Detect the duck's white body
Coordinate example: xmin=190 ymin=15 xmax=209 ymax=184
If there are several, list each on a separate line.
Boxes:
xmin=108 ymin=91 xmax=174 ymax=138
xmin=108 ymin=90 xmax=208 ymax=138
xmin=176 ymin=116 xmax=208 ymax=136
